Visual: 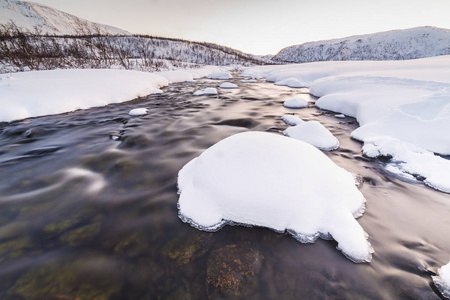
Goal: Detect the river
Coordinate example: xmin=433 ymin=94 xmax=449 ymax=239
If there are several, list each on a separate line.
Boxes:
xmin=0 ymin=73 xmax=449 ymax=299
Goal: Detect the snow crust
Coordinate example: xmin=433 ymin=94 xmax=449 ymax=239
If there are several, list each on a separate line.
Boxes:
xmin=284 ymin=121 xmax=340 ymax=151
xmin=433 ymin=261 xmax=450 ymax=299
xmin=219 ymin=82 xmax=238 ymax=89
xmin=283 ymin=97 xmax=308 ymax=108
xmin=243 ymin=55 xmax=450 ymax=193
xmin=177 ymin=131 xmax=373 ymax=263
xmin=129 ymin=108 xmax=148 ymax=116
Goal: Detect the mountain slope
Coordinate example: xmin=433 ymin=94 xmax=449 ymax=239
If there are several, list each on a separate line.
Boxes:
xmin=274 ymin=27 xmax=450 ymax=63
xmin=0 ymin=0 xmax=129 ymax=35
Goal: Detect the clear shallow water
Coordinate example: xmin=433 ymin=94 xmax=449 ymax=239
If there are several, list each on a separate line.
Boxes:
xmin=0 ymin=74 xmax=449 ymax=299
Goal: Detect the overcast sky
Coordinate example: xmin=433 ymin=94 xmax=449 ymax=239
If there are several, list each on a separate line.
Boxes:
xmin=28 ymin=0 xmax=450 ymax=55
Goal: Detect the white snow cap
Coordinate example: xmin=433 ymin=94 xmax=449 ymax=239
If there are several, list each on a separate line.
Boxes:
xmin=283 ymin=97 xmax=308 ymax=108
xmin=284 ymin=121 xmax=340 ymax=151
xmin=282 ymin=115 xmax=304 ymax=126
xmin=129 ymin=108 xmax=148 ymax=116
xmin=433 ymin=261 xmax=450 ymax=299
xmin=219 ymin=82 xmax=238 ymax=89
xmin=177 ymin=131 xmax=373 ymax=263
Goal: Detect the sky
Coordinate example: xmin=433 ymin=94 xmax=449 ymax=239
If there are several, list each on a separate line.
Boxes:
xmin=27 ymin=0 xmax=450 ymax=55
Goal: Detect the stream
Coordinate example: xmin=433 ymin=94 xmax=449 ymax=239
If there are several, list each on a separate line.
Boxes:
xmin=0 ymin=72 xmax=449 ymax=299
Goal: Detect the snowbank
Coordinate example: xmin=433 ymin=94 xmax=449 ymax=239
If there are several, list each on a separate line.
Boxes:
xmin=0 ymin=69 xmax=167 ymax=123
xmin=283 ymin=97 xmax=308 ymax=108
xmin=243 ymin=55 xmax=450 ymax=193
xmin=284 ymin=121 xmax=340 ymax=151
xmin=433 ymin=261 xmax=450 ymax=299
xmin=207 ymin=71 xmax=232 ymax=80
xmin=177 ymin=131 xmax=373 ymax=263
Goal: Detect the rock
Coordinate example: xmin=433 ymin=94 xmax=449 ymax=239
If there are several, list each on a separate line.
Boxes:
xmin=206 ymin=242 xmax=263 ymax=299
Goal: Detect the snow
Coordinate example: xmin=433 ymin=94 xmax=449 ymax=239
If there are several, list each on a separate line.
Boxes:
xmin=178 ymin=131 xmax=372 ymax=263
xmin=283 ymin=97 xmax=308 ymax=108
xmin=157 ymin=71 xmax=194 ymax=83
xmin=219 ymin=82 xmax=238 ymax=89
xmin=284 ymin=121 xmax=340 ymax=151
xmin=433 ymin=261 xmax=450 ymax=299
xmin=282 ymin=115 xmax=304 ymax=126
xmin=243 ymin=55 xmax=450 ymax=193
xmin=129 ymin=108 xmax=148 ymax=116
xmin=0 ymin=0 xmax=128 ymax=35
xmin=207 ymin=71 xmax=232 ymax=80
xmin=240 ymin=79 xmax=257 ymax=83
xmin=335 ymin=114 xmax=346 ymax=118
xmin=193 ymin=87 xmax=218 ymax=96
xmin=275 ymin=77 xmax=306 ymax=88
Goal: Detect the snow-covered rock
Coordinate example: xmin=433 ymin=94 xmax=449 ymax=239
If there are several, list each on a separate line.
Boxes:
xmin=283 ymin=97 xmax=308 ymax=108
xmin=274 ymin=27 xmax=450 ymax=63
xmin=177 ymin=131 xmax=372 ymax=263
xmin=240 ymin=79 xmax=257 ymax=83
xmin=275 ymin=77 xmax=306 ymax=88
xmin=129 ymin=108 xmax=148 ymax=116
xmin=193 ymin=87 xmax=218 ymax=96
xmin=433 ymin=261 xmax=450 ymax=299
xmin=282 ymin=115 xmax=304 ymax=126
xmin=284 ymin=121 xmax=340 ymax=151
xmin=219 ymin=82 xmax=238 ymax=89
xmin=207 ymin=72 xmax=232 ymax=80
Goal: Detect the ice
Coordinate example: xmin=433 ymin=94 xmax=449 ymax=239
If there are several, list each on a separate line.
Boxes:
xmin=129 ymin=108 xmax=148 ymax=116
xmin=219 ymin=82 xmax=238 ymax=89
xmin=283 ymin=97 xmax=308 ymax=108
xmin=177 ymin=131 xmax=373 ymax=263
xmin=243 ymin=55 xmax=450 ymax=193
xmin=282 ymin=115 xmax=304 ymax=126
xmin=284 ymin=121 xmax=340 ymax=151
xmin=433 ymin=261 xmax=450 ymax=299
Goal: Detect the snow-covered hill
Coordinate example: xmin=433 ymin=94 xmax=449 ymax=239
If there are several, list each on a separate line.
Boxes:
xmin=274 ymin=27 xmax=450 ymax=63
xmin=0 ymin=0 xmax=129 ymax=35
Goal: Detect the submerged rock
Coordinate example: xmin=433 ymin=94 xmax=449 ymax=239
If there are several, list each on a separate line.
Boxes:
xmin=206 ymin=242 xmax=263 ymax=299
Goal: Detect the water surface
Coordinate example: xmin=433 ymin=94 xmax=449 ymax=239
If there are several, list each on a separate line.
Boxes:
xmin=0 ymin=74 xmax=449 ymax=299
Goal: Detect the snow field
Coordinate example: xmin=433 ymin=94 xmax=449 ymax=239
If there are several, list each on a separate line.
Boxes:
xmin=177 ymin=131 xmax=373 ymax=263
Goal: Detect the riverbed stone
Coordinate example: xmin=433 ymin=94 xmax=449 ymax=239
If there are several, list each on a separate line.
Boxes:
xmin=206 ymin=242 xmax=263 ymax=299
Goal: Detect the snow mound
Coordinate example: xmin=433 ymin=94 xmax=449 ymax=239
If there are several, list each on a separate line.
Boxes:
xmin=194 ymin=88 xmax=218 ymax=96
xmin=282 ymin=115 xmax=304 ymax=126
xmin=207 ymin=72 xmax=232 ymax=80
xmin=129 ymin=108 xmax=148 ymax=116
xmin=283 ymin=97 xmax=308 ymax=108
xmin=219 ymin=82 xmax=238 ymax=89
xmin=335 ymin=114 xmax=346 ymax=118
xmin=433 ymin=261 xmax=450 ymax=299
xmin=284 ymin=121 xmax=340 ymax=151
xmin=177 ymin=131 xmax=372 ymax=263
xmin=240 ymin=79 xmax=257 ymax=83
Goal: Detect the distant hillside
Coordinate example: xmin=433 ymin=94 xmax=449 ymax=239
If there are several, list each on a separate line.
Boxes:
xmin=0 ymin=0 xmax=271 ymax=73
xmin=273 ymin=27 xmax=450 ymax=63
xmin=0 ymin=0 xmax=128 ymax=35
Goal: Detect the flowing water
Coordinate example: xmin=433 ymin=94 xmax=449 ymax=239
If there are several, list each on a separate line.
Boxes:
xmin=0 ymin=73 xmax=449 ymax=300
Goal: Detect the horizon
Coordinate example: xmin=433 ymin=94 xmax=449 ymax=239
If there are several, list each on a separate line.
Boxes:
xmin=16 ymin=0 xmax=450 ymax=55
